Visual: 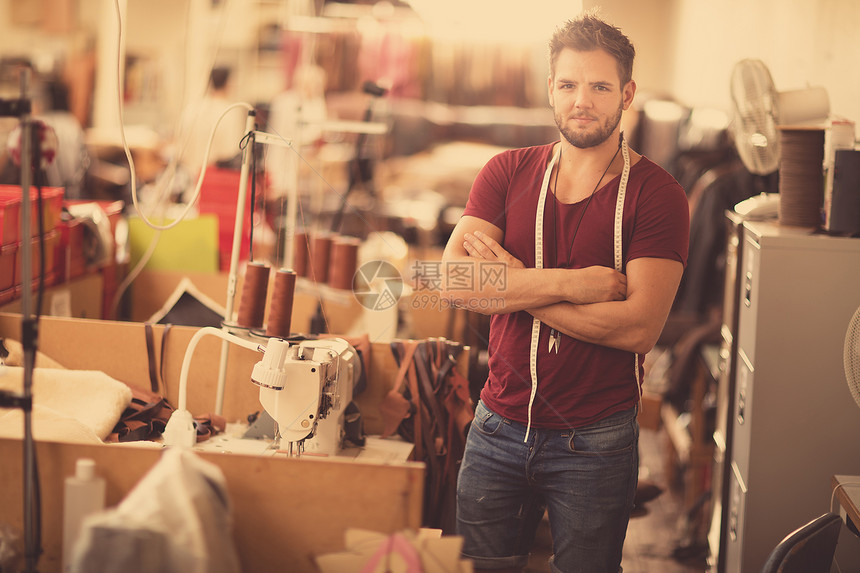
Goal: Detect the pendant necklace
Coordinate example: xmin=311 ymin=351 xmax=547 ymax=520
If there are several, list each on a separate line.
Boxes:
xmin=547 ymin=133 xmax=623 ymax=354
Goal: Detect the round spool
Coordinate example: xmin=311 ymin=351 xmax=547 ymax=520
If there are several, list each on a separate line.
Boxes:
xmin=778 ymin=126 xmax=826 ymax=228
xmin=293 ymin=231 xmax=310 ymax=277
xmin=328 ymin=236 xmax=361 ymax=290
xmin=310 ymin=233 xmax=334 ymax=283
xmin=266 ymin=268 xmax=296 ymax=338
xmin=237 ymin=262 xmax=270 ymax=329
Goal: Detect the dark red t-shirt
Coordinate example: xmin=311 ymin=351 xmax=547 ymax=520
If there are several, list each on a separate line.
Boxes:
xmin=462 ymin=142 xmax=689 ymax=429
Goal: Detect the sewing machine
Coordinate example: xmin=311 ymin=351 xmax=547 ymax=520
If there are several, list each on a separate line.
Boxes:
xmin=252 ymin=337 xmax=360 ymax=455
xmin=164 ymin=328 xmax=361 ymax=456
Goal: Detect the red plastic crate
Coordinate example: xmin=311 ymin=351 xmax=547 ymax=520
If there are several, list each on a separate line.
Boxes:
xmin=14 ymin=229 xmax=60 ymax=286
xmin=0 ymin=185 xmax=64 ymax=239
xmin=101 ymin=261 xmax=127 ymax=320
xmin=0 ymin=286 xmax=14 ymax=306
xmin=0 ymin=195 xmax=20 ymax=246
xmin=0 ymin=243 xmax=16 ymax=291
xmin=198 ymin=168 xmax=253 ymax=271
xmin=57 ymin=217 xmax=85 ymax=280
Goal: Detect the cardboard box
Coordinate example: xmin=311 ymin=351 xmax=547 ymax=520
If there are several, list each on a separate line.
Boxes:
xmin=0 ymin=273 xmax=104 ymax=319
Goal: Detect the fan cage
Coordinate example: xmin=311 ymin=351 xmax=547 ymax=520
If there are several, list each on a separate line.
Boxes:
xmin=730 ymin=59 xmax=781 ymax=175
xmin=845 ymin=305 xmax=860 ymax=411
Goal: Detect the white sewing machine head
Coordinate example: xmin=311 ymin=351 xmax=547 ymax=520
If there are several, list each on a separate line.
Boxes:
xmin=251 ymin=337 xmax=359 ymax=456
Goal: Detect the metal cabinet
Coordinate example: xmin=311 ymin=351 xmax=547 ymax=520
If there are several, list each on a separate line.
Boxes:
xmin=710 ymin=220 xmax=860 ymax=572
xmin=707 ymin=211 xmax=745 ymax=573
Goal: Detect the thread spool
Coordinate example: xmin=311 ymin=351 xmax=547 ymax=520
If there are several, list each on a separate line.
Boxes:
xmin=237 ymin=261 xmax=270 ymax=329
xmin=293 ymin=231 xmax=310 ymax=277
xmin=328 ymin=236 xmax=361 ymax=290
xmin=310 ymin=233 xmax=334 ymax=283
xmin=266 ymin=268 xmax=296 ymax=338
xmin=778 ymin=126 xmax=825 ymax=228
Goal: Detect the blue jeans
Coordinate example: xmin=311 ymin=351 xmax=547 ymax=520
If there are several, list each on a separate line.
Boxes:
xmin=456 ymin=400 xmax=639 ymax=572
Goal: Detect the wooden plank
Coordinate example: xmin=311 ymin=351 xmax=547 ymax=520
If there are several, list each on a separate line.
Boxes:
xmin=0 ymin=438 xmax=423 ymax=573
xmin=833 ymin=475 xmax=860 ymax=529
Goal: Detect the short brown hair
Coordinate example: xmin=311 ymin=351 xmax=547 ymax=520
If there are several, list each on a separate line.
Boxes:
xmin=549 ymin=11 xmax=635 ymax=86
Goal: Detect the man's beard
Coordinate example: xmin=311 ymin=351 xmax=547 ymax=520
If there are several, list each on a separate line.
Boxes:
xmin=556 ymin=101 xmax=623 ymax=149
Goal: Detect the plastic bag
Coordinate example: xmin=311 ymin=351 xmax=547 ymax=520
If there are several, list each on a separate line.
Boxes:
xmin=70 ymin=448 xmax=241 ymax=573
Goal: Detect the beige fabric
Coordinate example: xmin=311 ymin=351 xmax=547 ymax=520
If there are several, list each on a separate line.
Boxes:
xmin=1 ymin=337 xmax=66 ymax=369
xmin=0 ymin=406 xmax=102 ymax=444
xmin=0 ymin=366 xmax=132 ymax=443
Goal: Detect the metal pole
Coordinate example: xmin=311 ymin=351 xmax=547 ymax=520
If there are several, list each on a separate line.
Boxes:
xmin=215 ymin=109 xmax=256 ymax=415
xmin=19 ymin=67 xmax=40 ymax=573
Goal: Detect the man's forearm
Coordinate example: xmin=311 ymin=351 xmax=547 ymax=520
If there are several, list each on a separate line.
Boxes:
xmin=439 ymin=258 xmax=629 ymax=314
xmin=440 ymin=224 xmax=626 ymax=314
xmin=528 ymin=300 xmax=653 ymax=354
xmin=441 ymin=265 xmax=572 ymax=315
xmin=528 ymin=261 xmax=680 ymax=355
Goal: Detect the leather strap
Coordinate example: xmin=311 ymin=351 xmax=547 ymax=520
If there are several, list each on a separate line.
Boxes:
xmin=160 ymin=323 xmax=172 ymax=395
xmin=108 ymin=386 xmax=174 ymax=443
xmin=144 ymin=323 xmax=159 ymax=393
xmin=414 ymin=343 xmax=448 ymax=439
xmin=405 ymin=346 xmax=428 ymax=462
xmin=382 ymin=338 xmax=475 ymax=530
xmin=379 ymin=341 xmax=419 ymax=438
xmin=144 ymin=322 xmax=173 ymax=395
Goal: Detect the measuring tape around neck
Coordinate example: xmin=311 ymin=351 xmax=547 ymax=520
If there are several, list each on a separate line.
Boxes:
xmin=524 ymin=135 xmax=637 ymax=441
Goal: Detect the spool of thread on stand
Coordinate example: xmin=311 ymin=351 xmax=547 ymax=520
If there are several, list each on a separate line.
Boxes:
xmin=293 ymin=231 xmax=309 ymax=277
xmin=311 ymin=233 xmax=334 ymax=284
xmin=237 ymin=261 xmax=270 ymax=329
xmin=778 ymin=126 xmax=826 ymax=228
xmin=266 ymin=269 xmax=296 ymax=338
xmin=328 ymin=236 xmax=361 ymax=290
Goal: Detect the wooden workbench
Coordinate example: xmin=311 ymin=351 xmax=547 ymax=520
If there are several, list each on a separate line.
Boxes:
xmin=0 ymin=313 xmax=432 ymax=573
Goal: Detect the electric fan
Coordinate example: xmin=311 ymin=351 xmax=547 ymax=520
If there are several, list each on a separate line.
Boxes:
xmin=845 ymin=305 xmax=860 ymax=411
xmin=729 ymin=58 xmax=782 ymax=176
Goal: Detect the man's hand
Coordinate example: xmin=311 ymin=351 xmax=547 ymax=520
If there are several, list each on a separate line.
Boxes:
xmin=463 ymin=229 xmax=627 ymax=305
xmin=568 ymin=266 xmax=627 ymax=304
xmin=463 ymin=230 xmax=524 ymax=268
